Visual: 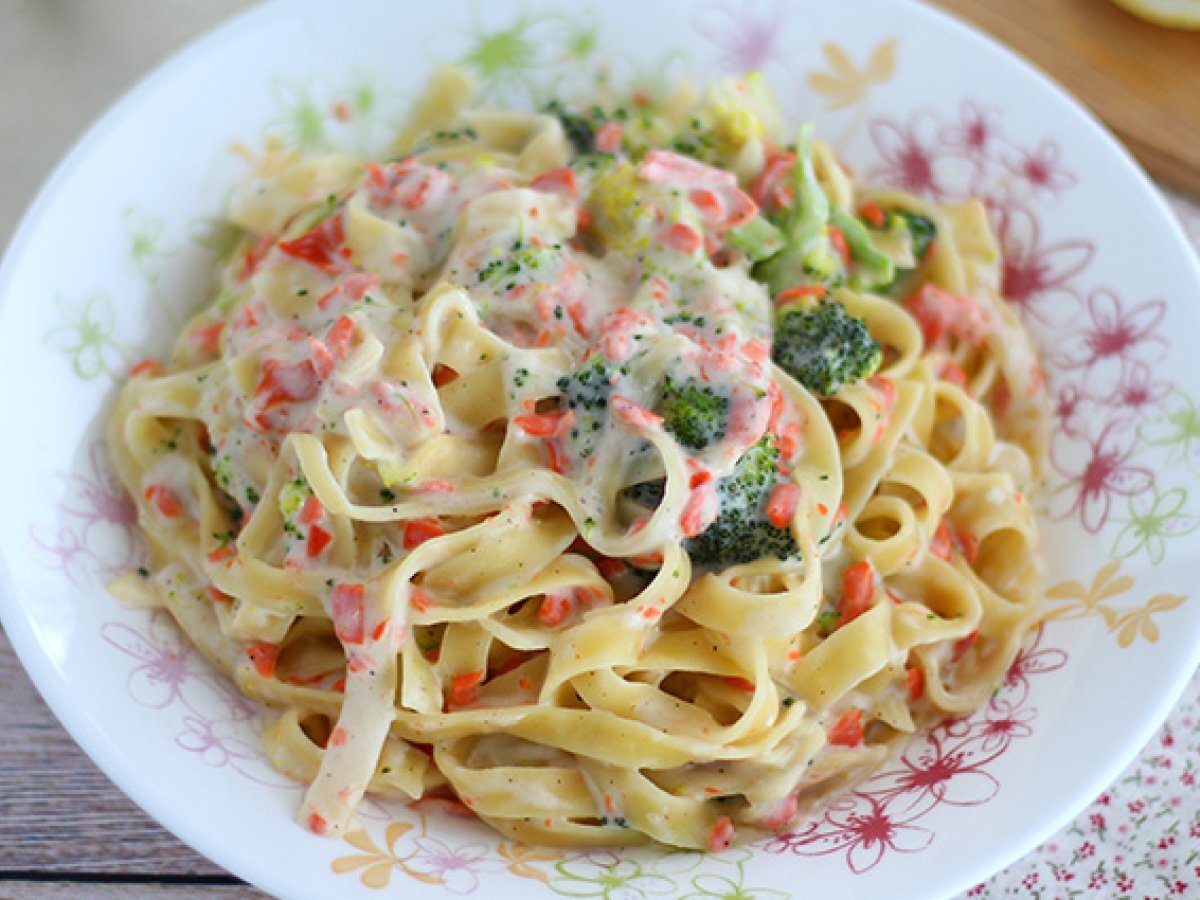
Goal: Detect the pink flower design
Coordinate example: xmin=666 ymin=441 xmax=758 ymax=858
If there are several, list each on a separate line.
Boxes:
xmin=1051 ymin=290 xmax=1167 ymax=389
xmin=29 ymin=441 xmax=144 ymax=586
xmin=1006 ymin=140 xmax=1077 ymax=197
xmin=692 ymin=0 xmax=794 ymax=73
xmin=60 ymin=442 xmax=137 ymax=530
xmin=976 ymin=703 xmax=1035 ymax=753
xmin=995 ymin=205 xmax=1093 ymax=325
xmin=1048 ymin=420 xmax=1153 ymax=532
xmin=28 ymin=524 xmax=94 ymax=587
xmin=1001 ymin=628 xmax=1067 ymax=706
xmin=868 ymin=116 xmax=956 ymax=199
xmin=176 ymin=715 xmax=260 ymax=767
xmin=767 ymin=794 xmax=935 ymax=874
xmin=1053 ymin=384 xmax=1087 ymax=437
xmin=101 ymin=613 xmax=210 ymax=711
xmin=859 ymin=733 xmax=1000 ymax=813
xmin=766 ymin=627 xmax=1066 ymax=874
xmin=940 ymin=100 xmax=1001 ymax=164
xmin=1093 ymin=360 xmax=1172 ymax=419
xmin=407 ymin=836 xmax=502 ymax=894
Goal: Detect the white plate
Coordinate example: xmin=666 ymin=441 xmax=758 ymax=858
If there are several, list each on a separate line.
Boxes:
xmin=2 ymin=1 xmax=1199 ymax=898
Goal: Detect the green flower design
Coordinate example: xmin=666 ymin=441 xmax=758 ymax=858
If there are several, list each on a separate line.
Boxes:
xmin=680 ymin=863 xmax=790 ymax=900
xmin=550 ymin=854 xmax=677 ymax=899
xmin=1111 ymin=485 xmax=1200 ymax=565
xmin=188 ymin=215 xmax=243 ymax=264
xmin=457 ymin=11 xmax=559 ymax=102
xmin=343 ymin=73 xmax=378 ymax=120
xmin=45 ymin=291 xmax=129 ymax=381
xmin=1140 ymin=392 xmax=1200 ymax=468
xmin=124 ymin=206 xmax=178 ymax=283
xmin=553 ymin=13 xmax=600 ymax=64
xmin=268 ymin=77 xmax=327 ymax=151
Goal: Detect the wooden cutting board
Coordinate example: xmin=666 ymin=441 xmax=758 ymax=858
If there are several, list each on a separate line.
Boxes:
xmin=931 ymin=0 xmax=1200 ymax=196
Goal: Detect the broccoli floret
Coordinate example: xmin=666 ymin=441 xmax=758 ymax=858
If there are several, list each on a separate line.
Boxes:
xmin=752 ymin=124 xmax=834 ymax=295
xmin=558 ymin=355 xmax=617 ymax=411
xmin=687 ymin=437 xmax=798 ymax=565
xmin=656 ymin=376 xmax=730 ymax=450
xmin=892 ymin=210 xmax=937 ymax=263
xmin=543 ymin=99 xmax=602 ymax=156
xmin=625 ymin=437 xmax=798 ymax=566
xmin=773 ymin=299 xmax=882 ymax=396
xmin=558 ymin=356 xmax=621 ymax=459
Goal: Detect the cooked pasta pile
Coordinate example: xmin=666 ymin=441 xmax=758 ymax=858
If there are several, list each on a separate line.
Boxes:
xmin=107 ymin=69 xmax=1046 ymax=851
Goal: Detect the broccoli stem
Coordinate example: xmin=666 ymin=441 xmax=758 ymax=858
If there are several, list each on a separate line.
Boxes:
xmin=829 ymin=208 xmax=895 ymax=287
xmin=728 ymin=215 xmax=784 ymax=262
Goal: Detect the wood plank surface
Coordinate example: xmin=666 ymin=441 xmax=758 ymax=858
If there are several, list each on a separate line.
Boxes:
xmin=0 ymin=884 xmax=259 ymax=900
xmin=932 ymin=0 xmax=1200 ymax=196
xmin=0 ymin=627 xmax=258 ymax=891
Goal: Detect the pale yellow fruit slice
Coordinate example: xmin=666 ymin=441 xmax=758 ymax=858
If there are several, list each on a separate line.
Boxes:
xmin=1109 ymin=0 xmax=1200 ymax=29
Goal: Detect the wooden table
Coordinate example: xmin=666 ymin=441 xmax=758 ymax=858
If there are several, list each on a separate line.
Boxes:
xmin=0 ymin=629 xmax=263 ymax=898
xmin=2 ymin=3 xmax=1198 ymax=898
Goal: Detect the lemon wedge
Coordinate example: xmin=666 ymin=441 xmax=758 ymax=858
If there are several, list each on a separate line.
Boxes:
xmin=1109 ymin=0 xmax=1200 ymax=29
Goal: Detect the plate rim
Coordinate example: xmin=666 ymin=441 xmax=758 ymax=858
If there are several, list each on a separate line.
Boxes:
xmin=1 ymin=1 xmax=1199 ymax=897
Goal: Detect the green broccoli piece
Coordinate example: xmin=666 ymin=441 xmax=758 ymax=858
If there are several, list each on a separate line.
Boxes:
xmin=686 ymin=437 xmax=798 ymax=565
xmin=625 ymin=437 xmax=798 ymax=566
xmin=543 ymin=99 xmax=603 ymax=156
xmin=829 ymin=208 xmax=895 ymax=287
xmin=656 ymin=376 xmax=730 ymax=450
xmin=558 ymin=355 xmax=617 ymax=410
xmin=752 ymin=124 xmax=835 ymax=295
xmin=773 ymin=299 xmax=882 ymax=396
xmin=893 ymin=210 xmax=937 ymax=263
xmin=728 ymin=215 xmax=785 ymax=262
xmin=558 ymin=356 xmax=621 ymax=459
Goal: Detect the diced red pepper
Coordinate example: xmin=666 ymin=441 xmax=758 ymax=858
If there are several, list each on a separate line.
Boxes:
xmin=610 ymin=395 xmax=664 ymax=429
xmin=299 ymin=495 xmax=324 ymax=526
xmin=594 ymin=121 xmax=623 ymax=154
xmin=905 ymin=284 xmax=955 ymax=346
xmin=952 ymin=630 xmax=979 ymax=663
xmin=930 ymin=521 xmax=953 ymax=562
xmin=403 ymin=517 xmax=445 ymax=549
xmin=775 ymin=284 xmax=827 ymax=307
xmin=828 ymin=226 xmax=850 ymax=267
xmin=750 ymin=149 xmax=796 ymax=213
xmin=827 ymin=708 xmax=864 ymax=747
xmin=660 ymin=222 xmax=703 ymax=255
xmin=906 ymin=664 xmax=925 ymax=701
xmin=839 ymin=560 xmax=875 ymax=625
xmin=530 ymin=167 xmax=579 ymax=199
xmin=410 ymin=585 xmax=434 ymax=613
xmin=766 ymin=483 xmax=802 ymax=529
xmin=513 ymin=411 xmax=571 ymax=437
xmin=189 ymin=321 xmax=224 ymax=355
xmin=144 ymin=484 xmax=182 ymax=518
xmin=447 ymin=670 xmax=484 ymax=709
xmin=278 ymin=212 xmax=346 ymax=274
xmin=858 ymin=202 xmax=887 ymax=228
xmin=708 ymin=816 xmax=735 ymax=852
xmin=207 ymin=544 xmax=237 ymax=565
xmin=246 ymin=642 xmax=280 ymax=678
xmin=538 ymin=592 xmax=573 ymax=627
xmin=430 ymin=363 xmax=458 ymax=388
xmin=308 ymin=337 xmax=335 ymax=379
xmin=326 ymin=315 xmax=356 ymax=359
xmin=129 ymin=359 xmax=162 ymax=377
xmin=307 ymin=524 xmax=333 ymax=557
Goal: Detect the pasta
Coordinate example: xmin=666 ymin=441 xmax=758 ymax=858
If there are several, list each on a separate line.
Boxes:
xmin=106 ymin=68 xmax=1046 ymax=851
